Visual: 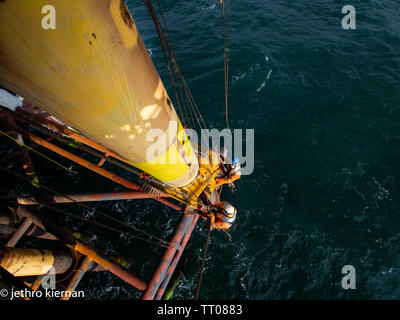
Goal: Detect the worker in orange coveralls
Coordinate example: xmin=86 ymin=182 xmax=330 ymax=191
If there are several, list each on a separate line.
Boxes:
xmin=200 ymin=201 xmax=237 ymax=230
xmin=215 ymin=157 xmax=241 ymax=187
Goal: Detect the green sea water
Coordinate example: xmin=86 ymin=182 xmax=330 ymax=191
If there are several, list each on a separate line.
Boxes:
xmin=120 ymin=0 xmax=400 ymax=299
xmin=79 ymin=0 xmax=400 ymax=299
xmin=3 ymin=0 xmax=400 ymax=300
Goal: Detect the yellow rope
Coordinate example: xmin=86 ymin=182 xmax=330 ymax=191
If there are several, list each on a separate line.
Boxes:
xmin=0 ymin=129 xmax=77 ymax=174
xmin=222 ymin=0 xmax=231 ymax=129
xmin=0 ymin=165 xmax=171 ymax=247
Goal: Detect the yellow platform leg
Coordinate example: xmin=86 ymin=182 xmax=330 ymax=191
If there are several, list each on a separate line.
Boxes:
xmin=0 ymin=0 xmax=198 ymax=188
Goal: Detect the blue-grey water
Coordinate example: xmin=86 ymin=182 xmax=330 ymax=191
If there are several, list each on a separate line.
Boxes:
xmin=4 ymin=0 xmax=400 ymax=300
xmin=123 ymin=0 xmax=400 ymax=300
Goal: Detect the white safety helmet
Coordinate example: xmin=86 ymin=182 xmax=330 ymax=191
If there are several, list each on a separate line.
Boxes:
xmin=230 ymin=157 xmax=241 ymax=174
xmin=232 ymin=157 xmax=240 ymax=166
xmin=217 ymin=202 xmax=237 ymax=224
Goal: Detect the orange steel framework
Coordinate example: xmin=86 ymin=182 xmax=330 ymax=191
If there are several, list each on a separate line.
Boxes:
xmin=0 ymin=105 xmax=212 ymax=300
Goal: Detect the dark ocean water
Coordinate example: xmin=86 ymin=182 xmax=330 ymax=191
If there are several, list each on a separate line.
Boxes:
xmin=88 ymin=0 xmax=400 ymax=299
xmin=4 ymin=0 xmax=400 ymax=300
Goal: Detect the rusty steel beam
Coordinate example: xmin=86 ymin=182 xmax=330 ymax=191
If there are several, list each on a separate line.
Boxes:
xmin=60 ymin=256 xmax=94 ymax=300
xmin=141 ymin=212 xmax=196 ymax=300
xmin=17 ymin=107 xmax=129 ymax=164
xmin=16 ymin=206 xmax=148 ymax=291
xmin=31 ymin=273 xmax=48 ymax=291
xmin=11 ymin=132 xmax=39 ymax=188
xmin=155 ymin=213 xmax=199 ymax=300
xmin=16 ymin=206 xmax=80 ymax=243
xmin=14 ymin=128 xmax=182 ymax=211
xmin=5 ymin=217 xmax=32 ymax=247
xmin=16 ymin=191 xmax=169 ymax=205
xmin=153 ymin=197 xmax=184 ymax=211
xmin=30 ymin=259 xmax=104 ymax=292
xmin=0 ymin=225 xmax=59 ymax=241
xmin=20 ymin=130 xmax=141 ymax=191
xmin=73 ymin=242 xmax=147 ymax=291
xmin=2 ymin=112 xmax=182 ymax=211
xmin=0 ymin=211 xmax=58 ymax=241
xmin=24 ymin=225 xmax=59 ymax=241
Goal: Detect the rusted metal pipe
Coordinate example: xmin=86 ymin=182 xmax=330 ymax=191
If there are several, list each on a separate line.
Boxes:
xmin=5 ymin=217 xmax=32 ymax=247
xmin=153 ymin=197 xmax=184 ymax=211
xmin=24 ymin=225 xmax=59 ymax=241
xmin=16 ymin=206 xmax=78 ymax=243
xmin=60 ymin=256 xmax=94 ymax=300
xmin=16 ymin=206 xmax=148 ymax=291
xmin=14 ymin=129 xmax=182 ymax=211
xmin=30 ymin=261 xmax=105 ymax=292
xmin=73 ymin=242 xmax=147 ymax=291
xmin=31 ymin=273 xmax=48 ymax=291
xmin=2 ymin=112 xmax=183 ymax=211
xmin=20 ymin=130 xmax=141 ymax=191
xmin=0 ymin=212 xmax=58 ymax=241
xmin=16 ymin=191 xmax=169 ymax=204
xmin=155 ymin=213 xmax=199 ymax=300
xmin=18 ymin=108 xmax=129 ymax=164
xmin=11 ymin=132 xmax=39 ymax=188
xmin=141 ymin=212 xmax=195 ymax=300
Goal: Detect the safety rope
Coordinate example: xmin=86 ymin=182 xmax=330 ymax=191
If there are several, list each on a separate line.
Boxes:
xmin=222 ymin=0 xmax=231 ymax=129
xmin=194 ymin=223 xmax=212 ymax=300
xmin=0 ymin=129 xmax=77 ymax=174
xmin=142 ymin=0 xmax=187 ymax=128
xmin=142 ymin=0 xmax=210 ymax=139
xmin=141 ymin=0 xmax=218 ymax=168
xmin=0 ymin=186 xmax=169 ymax=248
xmin=220 ymin=228 xmax=232 ymax=242
xmin=47 ymin=203 xmax=170 ymax=248
xmin=0 ymin=165 xmax=171 ymax=248
xmin=27 ymin=120 xmax=143 ymax=176
xmin=155 ymin=0 xmax=194 ymax=130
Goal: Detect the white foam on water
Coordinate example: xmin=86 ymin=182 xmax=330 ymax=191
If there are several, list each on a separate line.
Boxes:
xmin=256 ymin=66 xmax=272 ymax=92
xmin=256 ymin=81 xmax=266 ymax=93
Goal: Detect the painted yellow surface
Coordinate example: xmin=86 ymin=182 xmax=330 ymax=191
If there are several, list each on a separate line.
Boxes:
xmin=153 ymin=147 xmax=221 ymax=208
xmin=0 ymin=248 xmax=54 ymax=276
xmin=0 ymin=0 xmax=198 ymax=187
